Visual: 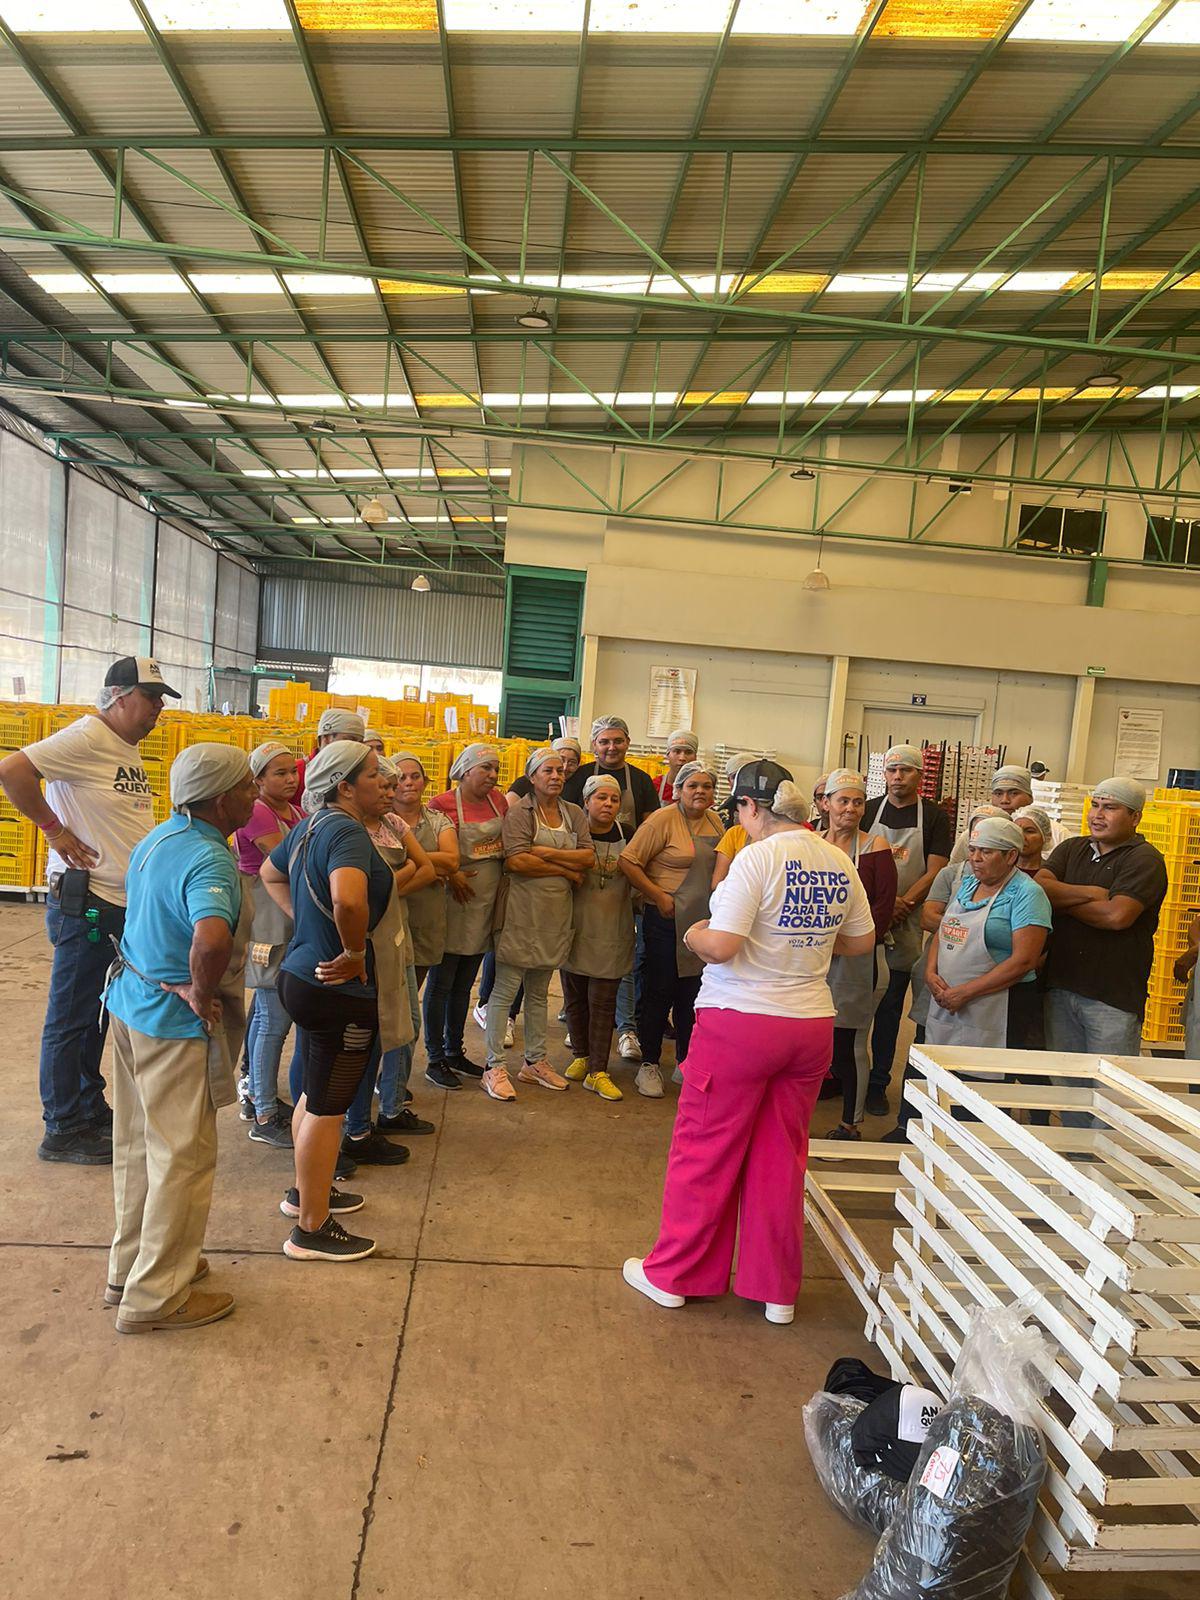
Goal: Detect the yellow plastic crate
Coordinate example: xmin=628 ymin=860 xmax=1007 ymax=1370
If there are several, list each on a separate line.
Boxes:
xmin=1165 ymin=854 xmax=1200 ymax=904
xmin=0 ymin=817 xmax=36 ymax=887
xmin=1157 ymin=786 xmax=1200 ymax=803
xmin=1139 ymin=803 xmax=1200 ymax=859
xmin=0 ymin=708 xmax=47 ymax=752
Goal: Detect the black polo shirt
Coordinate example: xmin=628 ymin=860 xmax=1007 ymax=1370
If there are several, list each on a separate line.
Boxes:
xmin=563 ymin=761 xmax=661 ymax=826
xmin=1043 ymin=834 xmax=1168 ymax=1018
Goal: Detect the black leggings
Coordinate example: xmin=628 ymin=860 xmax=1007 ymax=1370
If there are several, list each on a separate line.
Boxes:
xmin=638 ymin=904 xmax=701 ymax=1067
xmin=278 ymin=970 xmax=379 ymax=1117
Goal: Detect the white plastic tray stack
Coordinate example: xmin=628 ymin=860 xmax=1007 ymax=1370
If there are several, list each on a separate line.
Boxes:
xmin=1032 ymin=779 xmax=1091 ymax=838
xmin=806 ymin=1047 xmax=1200 ymax=1585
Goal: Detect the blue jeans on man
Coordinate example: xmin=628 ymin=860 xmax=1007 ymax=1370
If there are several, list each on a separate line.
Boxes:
xmin=39 ymin=896 xmax=124 ymax=1136
xmin=1045 ymin=987 xmax=1143 ymax=1129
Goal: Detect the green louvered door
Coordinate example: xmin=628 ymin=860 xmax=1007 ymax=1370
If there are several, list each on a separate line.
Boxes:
xmin=500 ymin=566 xmax=585 ymax=739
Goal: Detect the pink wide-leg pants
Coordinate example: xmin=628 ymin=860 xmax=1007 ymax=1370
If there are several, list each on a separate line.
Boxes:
xmin=642 ymin=1006 xmax=833 ymax=1307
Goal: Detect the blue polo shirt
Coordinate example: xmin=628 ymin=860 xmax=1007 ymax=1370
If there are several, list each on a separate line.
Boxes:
xmin=107 ymin=816 xmax=241 ymax=1039
xmin=951 ymin=870 xmax=1052 ymax=982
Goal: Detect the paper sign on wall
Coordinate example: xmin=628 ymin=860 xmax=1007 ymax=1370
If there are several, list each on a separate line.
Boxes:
xmin=443 ymin=705 xmax=459 ymax=733
xmin=647 ymin=666 xmax=697 ymax=740
xmin=1114 ymin=707 xmax=1163 ymax=784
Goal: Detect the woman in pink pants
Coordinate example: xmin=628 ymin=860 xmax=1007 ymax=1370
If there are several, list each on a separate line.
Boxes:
xmin=624 ymin=760 xmax=876 ymax=1325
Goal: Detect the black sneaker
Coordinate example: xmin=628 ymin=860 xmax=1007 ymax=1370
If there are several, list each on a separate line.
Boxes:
xmin=341 ymin=1130 xmax=410 ymax=1166
xmin=280 ymin=1185 xmax=365 ymax=1218
xmin=38 ymin=1127 xmax=113 ymax=1166
xmin=283 ymin=1214 xmax=376 ymax=1262
xmin=880 ymin=1125 xmax=909 ymax=1144
xmin=89 ymin=1103 xmax=114 ymax=1133
xmin=425 ymin=1060 xmax=463 ymax=1090
xmin=238 ymin=1094 xmax=256 ymax=1122
xmin=403 ymin=1088 xmax=413 ymax=1105
xmin=248 ymin=1112 xmax=293 ymax=1149
xmin=377 ymin=1108 xmax=436 ymax=1136
xmin=864 ymin=1088 xmax=890 ymax=1119
xmin=450 ymin=1052 xmax=484 ymax=1080
xmin=334 ymin=1151 xmax=358 ymax=1180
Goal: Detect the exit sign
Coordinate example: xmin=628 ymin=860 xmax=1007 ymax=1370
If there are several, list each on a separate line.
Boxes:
xmin=911 ymin=693 xmax=927 ymax=706
xmin=1086 ymin=665 xmax=1107 ymax=677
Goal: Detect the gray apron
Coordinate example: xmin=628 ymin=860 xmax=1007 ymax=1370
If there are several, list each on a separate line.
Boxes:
xmin=867 ymin=797 xmax=927 ymax=974
xmin=674 ymin=819 xmax=721 ymax=979
xmin=366 ymin=871 xmax=414 ymax=1053
xmin=496 ymin=806 xmax=577 ymax=970
xmin=828 ymin=836 xmax=881 ymax=1031
xmin=565 ymin=828 xmax=635 ymax=981
xmin=925 ymin=873 xmax=1013 ymax=1050
xmin=403 ymin=807 xmax=448 ymax=967
xmin=909 ymin=862 xmax=964 ymax=1029
xmin=443 ymin=789 xmax=505 ymax=956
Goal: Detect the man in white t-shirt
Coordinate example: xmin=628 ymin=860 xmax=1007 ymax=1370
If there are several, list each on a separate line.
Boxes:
xmin=0 ymin=656 xmax=180 ymax=1164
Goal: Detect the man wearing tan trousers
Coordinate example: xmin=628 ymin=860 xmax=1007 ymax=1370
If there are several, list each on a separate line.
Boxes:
xmin=104 ymin=744 xmax=256 ymax=1334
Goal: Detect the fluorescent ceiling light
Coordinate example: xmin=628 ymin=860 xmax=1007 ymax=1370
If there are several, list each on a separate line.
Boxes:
xmin=1009 ymin=0 xmax=1159 ymax=43
xmin=731 ymin=0 xmax=869 ymax=33
xmin=442 ymin=0 xmax=586 ymax=26
xmin=1144 ymin=1 xmax=1200 ymax=43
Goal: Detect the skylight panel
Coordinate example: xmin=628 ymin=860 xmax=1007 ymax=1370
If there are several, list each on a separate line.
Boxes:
xmin=732 ymin=0 xmax=870 ymax=33
xmin=1144 ymin=1 xmax=1200 ymax=43
xmin=442 ymin=0 xmax=586 ymax=28
xmin=31 ymin=273 xmax=97 ymax=294
xmin=190 ymin=273 xmax=286 ymax=294
xmin=1009 ymin=0 xmax=1160 ymax=44
xmin=588 ymin=0 xmax=733 ymax=31
xmin=282 ymin=273 xmax=376 ymax=295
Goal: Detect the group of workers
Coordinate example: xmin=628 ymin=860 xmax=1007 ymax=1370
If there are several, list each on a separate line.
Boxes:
xmin=2 ymin=655 xmax=1196 ymax=1335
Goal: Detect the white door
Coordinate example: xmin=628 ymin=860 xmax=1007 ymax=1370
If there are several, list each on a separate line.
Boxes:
xmin=856 ymin=708 xmax=981 ymax=769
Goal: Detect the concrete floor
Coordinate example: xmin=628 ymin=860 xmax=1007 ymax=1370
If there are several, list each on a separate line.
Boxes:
xmin=2 ymin=898 xmax=908 ymax=1600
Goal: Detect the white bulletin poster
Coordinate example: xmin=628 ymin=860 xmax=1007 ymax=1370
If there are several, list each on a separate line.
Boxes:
xmin=647 ymin=666 xmax=697 ymax=739
xmin=1114 ymin=707 xmax=1163 ymax=783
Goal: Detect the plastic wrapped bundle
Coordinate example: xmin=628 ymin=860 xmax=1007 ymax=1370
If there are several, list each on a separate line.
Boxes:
xmin=840 ymin=1306 xmax=1052 ymax=1600
xmin=804 ymin=1392 xmax=906 ymax=1536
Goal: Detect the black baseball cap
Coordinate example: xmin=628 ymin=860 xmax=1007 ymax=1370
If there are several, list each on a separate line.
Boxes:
xmin=730 ymin=758 xmax=794 ymax=804
xmin=104 ymin=655 xmax=181 ymax=699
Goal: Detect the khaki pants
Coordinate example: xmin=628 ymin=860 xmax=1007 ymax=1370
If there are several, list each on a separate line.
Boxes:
xmin=108 ymin=1017 xmax=219 ymax=1322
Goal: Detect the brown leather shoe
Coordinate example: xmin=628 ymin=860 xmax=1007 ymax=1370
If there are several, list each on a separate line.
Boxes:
xmin=115 ymin=1288 xmax=234 ymax=1335
xmin=105 ymin=1255 xmax=209 ymax=1308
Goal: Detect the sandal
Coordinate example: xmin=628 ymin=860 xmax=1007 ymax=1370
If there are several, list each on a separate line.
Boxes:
xmin=826 ymin=1123 xmax=862 ymax=1141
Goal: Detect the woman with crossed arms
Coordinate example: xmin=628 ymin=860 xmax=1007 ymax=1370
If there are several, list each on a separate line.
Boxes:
xmin=483 ymin=748 xmax=593 ymax=1102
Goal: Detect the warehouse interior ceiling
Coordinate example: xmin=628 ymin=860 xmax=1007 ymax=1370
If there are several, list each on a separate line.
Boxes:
xmin=4 ymin=2 xmax=1200 ymax=571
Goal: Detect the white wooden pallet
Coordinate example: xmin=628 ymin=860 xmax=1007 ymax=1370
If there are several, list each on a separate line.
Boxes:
xmin=806 ymin=1046 xmax=1200 ymax=1580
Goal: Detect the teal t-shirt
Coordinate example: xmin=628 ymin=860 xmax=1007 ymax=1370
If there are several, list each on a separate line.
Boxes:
xmin=108 ymin=815 xmax=241 ymax=1039
xmin=952 ymin=870 xmax=1052 ymax=982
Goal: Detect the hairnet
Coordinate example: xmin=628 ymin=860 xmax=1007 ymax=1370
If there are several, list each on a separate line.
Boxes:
xmin=884 ymin=744 xmax=923 ymax=770
xmin=969 ymin=816 xmax=1024 ymax=853
xmin=249 ymin=740 xmax=291 ymax=779
xmin=590 ymin=715 xmax=629 ymax=742
xmin=316 ymin=708 xmax=365 ymax=741
xmin=376 ymin=756 xmax=397 ymax=780
xmin=968 ymin=802 xmax=1007 ymax=826
xmin=170 ymin=743 xmax=251 ymax=810
xmin=393 ymin=750 xmax=427 ymax=778
xmin=361 ymin=728 xmax=386 ymax=750
xmin=674 ymin=761 xmax=716 ymax=791
xmin=1092 ymin=775 xmax=1146 ymax=812
xmin=525 ymin=746 xmax=562 ymax=778
xmin=991 ymin=764 xmax=1034 ymax=793
xmin=825 ymin=767 xmax=866 ymax=797
xmin=582 ymin=773 xmax=622 ymax=801
xmin=552 ymin=736 xmax=582 ymax=757
xmin=449 ymin=742 xmax=499 ymax=782
xmin=724 ymin=750 xmax=757 ymax=782
xmin=304 ymin=740 xmax=371 ymax=807
xmin=666 ymin=728 xmax=699 ymax=752
xmin=96 ymin=683 xmax=136 ymax=713
xmin=1013 ymin=804 xmax=1052 ymax=844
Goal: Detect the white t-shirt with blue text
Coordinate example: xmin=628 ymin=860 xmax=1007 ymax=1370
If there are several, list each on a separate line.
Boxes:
xmin=699 ymin=828 xmax=875 ymax=1019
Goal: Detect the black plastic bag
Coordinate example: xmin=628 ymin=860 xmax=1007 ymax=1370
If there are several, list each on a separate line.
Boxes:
xmin=803 ymin=1392 xmax=906 ymax=1536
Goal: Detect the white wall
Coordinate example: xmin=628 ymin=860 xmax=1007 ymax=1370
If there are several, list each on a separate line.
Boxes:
xmin=505 ymin=436 xmax=1200 ymax=788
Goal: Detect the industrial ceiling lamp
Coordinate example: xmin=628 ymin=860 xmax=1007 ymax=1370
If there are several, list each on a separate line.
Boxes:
xmin=516 ymin=301 xmax=552 ymax=330
xmin=411 ymin=573 xmax=432 ymax=592
xmin=802 ymin=533 xmax=831 ymax=592
xmin=310 ymin=418 xmax=337 ymax=434
xmin=360 ymin=496 xmax=388 ymax=525
xmin=789 ymin=465 xmax=816 ymax=481
xmin=1086 ymin=370 xmax=1123 ymax=389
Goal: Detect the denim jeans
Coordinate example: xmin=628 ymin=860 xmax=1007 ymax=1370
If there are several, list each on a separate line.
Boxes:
xmin=478 ymin=948 xmax=522 ymax=1019
xmin=423 ymin=950 xmax=484 ymax=1063
xmin=868 ymin=965 xmax=914 ymax=1093
xmin=487 ymin=961 xmax=552 ymax=1065
xmin=247 ymin=985 xmax=293 ymax=1120
xmin=40 ymin=896 xmax=125 ymax=1135
xmin=637 ymin=904 xmax=701 ymax=1067
xmin=345 ymin=965 xmax=422 ymax=1136
xmin=1045 ymin=988 xmax=1143 ymax=1129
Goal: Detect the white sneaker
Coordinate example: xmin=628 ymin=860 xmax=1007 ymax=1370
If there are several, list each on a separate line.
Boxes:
xmin=618 ymin=1031 xmax=641 ymax=1061
xmin=671 ymin=1065 xmax=684 ymax=1085
xmin=472 ymin=1004 xmax=487 ymax=1030
xmin=622 ymin=1256 xmax=684 ymax=1309
xmin=503 ymin=1018 xmax=515 ymax=1049
xmin=635 ymin=1062 xmax=664 ymax=1099
xmin=765 ymin=1302 xmax=795 ymax=1325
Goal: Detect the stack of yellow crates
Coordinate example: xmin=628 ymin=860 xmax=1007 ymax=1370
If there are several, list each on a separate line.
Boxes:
xmin=1134 ymin=798 xmax=1200 ymax=1046
xmin=0 ymin=705 xmax=48 ymax=889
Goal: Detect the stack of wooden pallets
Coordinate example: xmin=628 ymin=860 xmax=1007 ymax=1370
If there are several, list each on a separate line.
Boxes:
xmin=806 ymin=1047 xmax=1200 ymax=1597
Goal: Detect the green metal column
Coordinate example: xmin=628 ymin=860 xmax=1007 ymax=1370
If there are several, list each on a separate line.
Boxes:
xmin=499 ymin=565 xmax=586 ymax=739
xmin=1086 ymin=556 xmax=1109 ymax=608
